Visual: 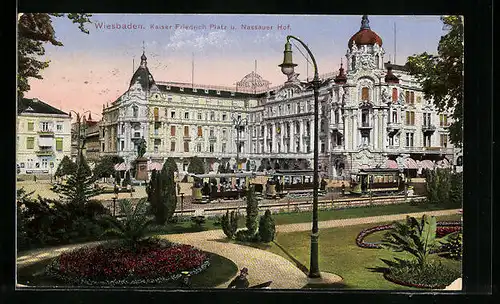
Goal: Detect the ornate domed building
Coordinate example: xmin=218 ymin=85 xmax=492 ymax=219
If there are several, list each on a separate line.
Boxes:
xmin=100 ymin=15 xmax=455 ymax=178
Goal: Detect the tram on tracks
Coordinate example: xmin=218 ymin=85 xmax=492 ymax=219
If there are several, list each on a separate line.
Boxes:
xmin=348 ymin=168 xmax=406 ymax=196
xmin=265 ymin=169 xmax=328 ymax=199
xmin=188 ymin=172 xmax=266 ymax=202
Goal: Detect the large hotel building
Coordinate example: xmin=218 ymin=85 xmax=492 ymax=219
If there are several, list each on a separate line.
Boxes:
xmin=99 ymin=16 xmax=456 ymax=178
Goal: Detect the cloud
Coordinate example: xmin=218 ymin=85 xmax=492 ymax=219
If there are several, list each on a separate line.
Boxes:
xmin=165 ymin=29 xmax=231 ymax=52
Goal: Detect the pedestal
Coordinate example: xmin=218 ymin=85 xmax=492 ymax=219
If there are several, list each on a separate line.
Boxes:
xmin=135 ymin=157 xmax=149 ymax=181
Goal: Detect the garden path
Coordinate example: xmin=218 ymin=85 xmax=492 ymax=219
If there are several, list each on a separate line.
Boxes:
xmin=17 ymin=208 xmax=461 ymax=289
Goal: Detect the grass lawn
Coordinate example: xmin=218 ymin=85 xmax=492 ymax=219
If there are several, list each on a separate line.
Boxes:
xmin=17 ymin=251 xmax=238 ymax=288
xmin=268 ymin=214 xmax=462 ymax=290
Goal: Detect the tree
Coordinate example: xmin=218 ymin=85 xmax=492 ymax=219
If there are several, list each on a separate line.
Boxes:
xmin=92 ymin=156 xmax=118 ymax=180
xmin=18 ymin=13 xmax=92 ymax=97
xmin=99 ymin=198 xmax=154 ymax=247
xmin=187 ymin=156 xmax=205 ymax=174
xmin=406 ymin=16 xmax=464 ymax=147
xmin=146 ymin=169 xmax=168 ymax=225
xmin=161 ymin=159 xmax=177 ymax=222
xmin=54 ymin=156 xmax=77 ymax=178
xmin=221 ymin=210 xmax=239 ymax=239
xmin=381 ymin=215 xmax=441 ymax=267
xmin=52 ymin=153 xmax=103 ymax=206
xmin=245 ymin=186 xmax=259 ymax=235
xmin=259 ymin=210 xmax=276 ymax=242
xmin=425 ymin=168 xmax=453 ymax=205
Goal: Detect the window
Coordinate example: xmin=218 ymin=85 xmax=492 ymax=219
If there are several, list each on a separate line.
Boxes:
xmin=168 ymin=97 xmax=173 ymax=102
xmin=439 ymin=114 xmax=449 ymax=126
xmin=170 ymin=126 xmax=176 ymax=136
xmin=26 ymin=137 xmax=34 ymax=149
xmin=198 ymin=112 xmax=202 ymax=120
xmin=134 ymin=132 xmax=140 ymax=138
xmin=410 ymin=91 xmax=415 ymax=104
xmin=222 ymin=129 xmax=227 ymax=139
xmin=392 ymin=111 xmax=398 ymax=123
xmin=388 ymin=135 xmax=394 ymax=146
xmin=261 ymin=126 xmax=264 ymax=137
xmin=423 ymin=113 xmax=431 ymax=126
xmin=222 ymin=113 xmax=227 ymax=121
xmin=210 ymin=111 xmax=215 ymax=120
xmin=222 ymin=143 xmax=226 ymax=153
xmin=196 ymin=143 xmax=202 ymax=152
xmin=278 ymin=106 xmax=282 ymax=115
xmin=361 ymin=133 xmax=370 ymax=145
xmin=55 ymin=138 xmax=63 ymax=151
xmin=405 ymin=91 xmax=410 ymax=103
xmin=27 ymin=122 xmax=34 ymax=131
xmin=171 ymin=111 xmax=176 ymax=118
xmin=361 ymin=110 xmax=370 ymax=127
xmin=121 ymin=141 xmax=124 ymax=151
xmin=417 ymin=96 xmax=422 ymax=103
xmin=102 ymin=143 xmax=105 ymax=151
xmin=287 ymin=104 xmax=291 ymax=114
xmin=197 ymin=126 xmax=203 ymax=137
xmin=133 ymin=106 xmax=138 ymax=118
xmin=40 ymin=122 xmax=50 ymax=131
xmin=209 ymin=143 xmax=214 ymax=153
xmin=210 ymin=128 xmax=214 ymax=137
xmin=423 ymin=135 xmax=431 ymax=147
xmin=185 ymin=112 xmax=189 ymax=119
xmin=184 ymin=141 xmax=189 ymax=152
xmin=392 ymin=88 xmax=398 ymax=102
xmin=440 ymin=134 xmax=448 ymax=147
xmin=42 ymin=159 xmax=48 ymax=168
xmin=56 ymin=124 xmax=63 ymax=131
xmin=405 ymin=111 xmax=415 ymax=125
xmin=184 ymin=126 xmax=189 ymax=137
xmin=154 ymin=107 xmax=159 ymax=120
xmin=121 ymin=124 xmax=125 ymax=134
xmin=405 ymin=132 xmax=414 ymax=147
xmin=321 ymin=143 xmax=325 ymax=153
xmin=170 ymin=141 xmax=176 ymax=151
xmin=361 ymin=87 xmax=369 ymax=101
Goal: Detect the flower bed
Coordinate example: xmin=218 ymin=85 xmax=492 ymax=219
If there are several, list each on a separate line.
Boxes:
xmin=356 ymin=221 xmax=463 ymax=249
xmin=45 ymin=239 xmax=210 ymax=286
xmin=383 ymin=260 xmax=461 ymax=289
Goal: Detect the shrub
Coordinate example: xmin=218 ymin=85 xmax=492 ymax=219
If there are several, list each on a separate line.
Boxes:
xmin=191 ymin=216 xmax=206 ymax=228
xmin=244 ymin=186 xmax=259 ymax=235
xmin=221 ymin=210 xmax=238 ymax=239
xmin=146 ymin=169 xmax=168 ymax=225
xmin=54 ymin=156 xmax=77 ymax=178
xmin=384 ymin=259 xmax=461 ymax=289
xmin=425 ymin=168 xmax=462 ymax=206
xmin=439 ymin=232 xmax=463 ymax=260
xmin=235 ymin=229 xmax=260 ymax=243
xmin=258 ymin=210 xmax=276 ymax=242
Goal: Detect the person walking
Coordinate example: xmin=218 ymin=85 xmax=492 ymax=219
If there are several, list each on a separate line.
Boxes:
xmin=227 ymin=267 xmax=250 ymax=289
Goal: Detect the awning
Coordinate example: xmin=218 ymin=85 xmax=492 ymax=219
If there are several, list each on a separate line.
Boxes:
xmin=436 ymin=158 xmax=450 ymax=168
xmin=114 ymin=162 xmax=131 ymax=171
xmin=38 ymin=137 xmax=53 ymax=147
xmin=385 ymin=159 xmax=398 ymax=169
xmin=148 ymin=162 xmax=163 ymax=171
xmin=419 ymin=160 xmax=435 ymax=170
xmin=359 ymin=164 xmax=370 ymax=169
xmin=404 ymin=158 xmax=418 ymax=169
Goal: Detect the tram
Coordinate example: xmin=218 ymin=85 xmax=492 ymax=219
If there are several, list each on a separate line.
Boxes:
xmin=348 ymin=168 xmax=406 ymax=196
xmin=265 ymin=170 xmax=328 ymax=198
xmin=188 ymin=172 xmax=266 ymax=202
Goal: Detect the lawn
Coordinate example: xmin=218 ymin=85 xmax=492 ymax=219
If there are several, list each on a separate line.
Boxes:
xmin=268 ymin=214 xmax=462 ymax=290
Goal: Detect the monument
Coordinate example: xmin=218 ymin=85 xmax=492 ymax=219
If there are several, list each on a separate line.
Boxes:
xmin=135 ymin=137 xmax=149 ymax=181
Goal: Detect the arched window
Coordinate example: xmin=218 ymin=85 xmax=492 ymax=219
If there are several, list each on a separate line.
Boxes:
xmin=352 ymin=57 xmax=356 ymax=70
xmin=361 ymin=87 xmax=369 ymax=101
xmin=375 ymin=55 xmax=379 ymax=68
xmin=184 ymin=126 xmax=189 ymax=137
xmin=153 ymin=107 xmax=159 ymax=120
xmin=392 ymin=88 xmax=398 ymax=102
xmin=133 ymin=106 xmax=138 ymax=118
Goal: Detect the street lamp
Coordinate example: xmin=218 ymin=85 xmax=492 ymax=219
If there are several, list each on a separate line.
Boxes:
xmin=280 ymin=36 xmax=321 ymax=278
xmin=50 ymin=162 xmax=54 ymax=183
xmin=232 ymin=114 xmax=248 ymax=173
xmin=180 ymin=192 xmax=185 ymax=215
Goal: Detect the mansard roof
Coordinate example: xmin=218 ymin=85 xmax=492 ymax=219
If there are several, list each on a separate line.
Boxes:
xmin=18 ymin=98 xmax=68 ymax=116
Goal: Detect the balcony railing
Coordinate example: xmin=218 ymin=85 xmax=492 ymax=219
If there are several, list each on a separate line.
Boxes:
xmin=387 ymin=122 xmax=402 ymax=130
xmin=36 ymin=149 xmax=54 ymax=156
xmin=358 ymin=122 xmax=372 ymax=129
xmin=37 ymin=130 xmax=54 ymax=136
xmin=422 ymin=124 xmax=437 ymax=133
xmin=330 ymin=123 xmax=344 ymax=131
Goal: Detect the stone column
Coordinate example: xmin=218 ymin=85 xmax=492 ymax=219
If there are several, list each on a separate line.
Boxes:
xmin=290 ymin=121 xmax=295 ymax=153
xmin=280 ymin=122 xmax=284 ymax=153
xmin=343 ymin=111 xmax=349 ymax=151
xmin=352 ymin=112 xmax=357 ymax=149
xmin=299 ymin=119 xmax=304 ymax=153
xmin=373 ymin=109 xmax=378 ymax=150
xmin=382 ymin=111 xmax=388 ymax=151
xmin=271 ymin=122 xmax=276 ymax=153
xmin=263 ymin=124 xmax=268 ymax=154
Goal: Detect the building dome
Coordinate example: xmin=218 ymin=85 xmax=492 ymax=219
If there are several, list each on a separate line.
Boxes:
xmin=348 ymin=15 xmax=383 ymax=48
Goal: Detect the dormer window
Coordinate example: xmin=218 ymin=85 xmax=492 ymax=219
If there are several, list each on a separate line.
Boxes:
xmin=216 ymin=90 xmax=221 ymax=95
xmin=204 ymin=89 xmax=209 ymax=94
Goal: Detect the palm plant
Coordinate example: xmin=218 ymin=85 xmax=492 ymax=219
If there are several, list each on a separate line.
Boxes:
xmin=99 ymin=198 xmax=154 ymax=247
xmin=381 ymin=214 xmax=441 ymax=267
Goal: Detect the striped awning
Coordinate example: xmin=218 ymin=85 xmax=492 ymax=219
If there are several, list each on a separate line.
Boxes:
xmin=386 ymin=159 xmax=398 ymax=169
xmin=404 ymin=158 xmax=418 ymax=169
xmin=436 ymin=158 xmax=451 ymax=168
xmin=419 ymin=159 xmax=435 ymax=170
xmin=148 ymin=162 xmax=163 ymax=171
xmin=114 ymin=162 xmax=131 ymax=171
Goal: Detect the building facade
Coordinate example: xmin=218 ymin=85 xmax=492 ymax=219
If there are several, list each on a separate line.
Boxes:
xmin=17 ymin=98 xmax=72 ymax=177
xmin=100 ymin=15 xmax=455 ymax=178
xmin=71 ymin=113 xmax=101 ymax=166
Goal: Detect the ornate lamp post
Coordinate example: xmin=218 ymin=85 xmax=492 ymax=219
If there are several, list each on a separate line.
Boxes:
xmin=232 ymin=114 xmax=248 ymax=173
xmin=280 ymin=36 xmax=321 ymax=278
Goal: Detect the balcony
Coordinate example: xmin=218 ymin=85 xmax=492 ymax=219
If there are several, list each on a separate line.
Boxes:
xmin=422 ymin=124 xmax=436 ymax=133
xmin=358 ymin=122 xmax=372 ymax=130
xmin=387 ymin=122 xmax=402 ymax=132
xmin=330 ymin=123 xmax=344 ymax=131
xmin=36 ymin=148 xmax=54 ymax=156
xmin=37 ymin=129 xmax=54 ymax=136
xmin=183 ymin=135 xmax=191 ymax=141
xmin=209 ymin=135 xmax=217 ymax=141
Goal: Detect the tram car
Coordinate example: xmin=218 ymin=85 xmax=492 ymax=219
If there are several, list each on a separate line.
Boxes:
xmin=189 ymin=172 xmax=265 ymax=202
xmin=265 ymin=170 xmax=328 ymax=198
xmin=348 ymin=168 xmax=406 ymax=196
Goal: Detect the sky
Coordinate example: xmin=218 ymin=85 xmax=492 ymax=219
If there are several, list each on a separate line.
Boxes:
xmin=22 ymin=14 xmax=447 ymax=118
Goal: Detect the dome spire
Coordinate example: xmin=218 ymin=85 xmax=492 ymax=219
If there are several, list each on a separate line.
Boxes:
xmin=361 ymin=15 xmax=370 ymax=30
xmin=334 ymin=58 xmax=347 ymax=84
xmin=140 ymin=41 xmax=147 ymax=68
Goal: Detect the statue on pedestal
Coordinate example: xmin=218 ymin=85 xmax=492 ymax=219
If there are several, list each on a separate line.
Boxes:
xmin=137 ymin=137 xmax=147 ymax=158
